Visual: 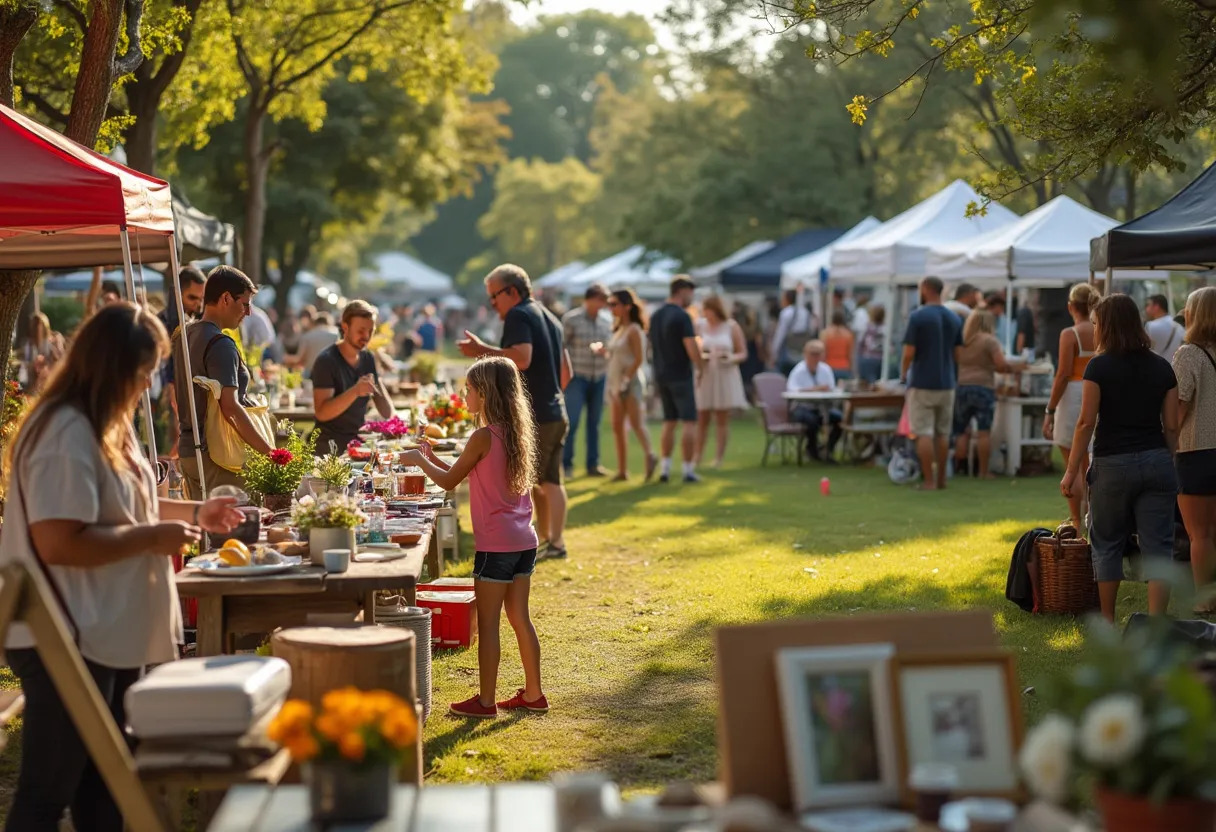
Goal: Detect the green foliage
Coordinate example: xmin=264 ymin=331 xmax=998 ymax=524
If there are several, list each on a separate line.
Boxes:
xmin=291 ymin=492 xmax=367 ymax=532
xmin=314 ymin=453 xmax=354 ymax=492
xmin=241 ymin=424 xmax=316 ymax=497
xmin=1033 ymin=618 xmax=1216 ymax=802
xmin=39 ymin=296 xmax=84 ymax=336
xmin=476 ymin=157 xmax=606 ymax=278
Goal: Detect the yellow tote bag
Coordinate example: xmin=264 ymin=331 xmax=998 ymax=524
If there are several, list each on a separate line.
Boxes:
xmin=194 ymin=377 xmax=277 ymax=472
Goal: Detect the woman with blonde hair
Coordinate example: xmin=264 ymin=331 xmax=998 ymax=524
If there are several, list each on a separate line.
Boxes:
xmin=595 ymin=289 xmax=657 ymax=481
xmin=953 ymin=310 xmax=1025 ymax=478
xmin=1 ymin=304 xmax=244 ymax=830
xmin=1044 ymin=282 xmax=1100 ymax=525
xmin=694 ymin=294 xmax=748 ymax=468
xmin=22 ymin=311 xmax=64 ymax=391
xmin=1173 ymin=287 xmax=1216 ymax=611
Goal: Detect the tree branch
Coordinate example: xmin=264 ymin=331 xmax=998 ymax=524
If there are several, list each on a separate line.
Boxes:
xmin=52 ymin=0 xmax=89 ymax=34
xmin=18 ymin=88 xmax=70 ymax=125
xmin=112 ymin=0 xmax=145 ymax=79
xmin=274 ymin=1 xmax=418 ymax=92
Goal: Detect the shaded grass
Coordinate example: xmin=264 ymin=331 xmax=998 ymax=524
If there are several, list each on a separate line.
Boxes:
xmin=422 ymin=417 xmax=1154 ymax=789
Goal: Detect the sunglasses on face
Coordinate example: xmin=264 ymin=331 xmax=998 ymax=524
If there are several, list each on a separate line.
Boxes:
xmin=607 ymin=300 xmax=620 ymax=308
xmin=488 ymin=286 xmax=513 ymax=302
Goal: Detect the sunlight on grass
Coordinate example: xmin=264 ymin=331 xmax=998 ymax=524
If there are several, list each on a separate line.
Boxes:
xmin=423 ymin=418 xmax=1118 ymax=788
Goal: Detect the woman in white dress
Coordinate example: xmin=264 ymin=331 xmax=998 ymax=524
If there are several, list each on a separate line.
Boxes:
xmin=595 ymin=289 xmax=657 ymax=481
xmin=695 ymin=294 xmax=749 ymax=468
xmin=1043 ymin=283 xmax=1100 ymax=526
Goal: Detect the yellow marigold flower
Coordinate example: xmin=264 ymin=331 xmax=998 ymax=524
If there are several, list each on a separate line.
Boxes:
xmin=285 ymin=734 xmax=319 ymax=762
xmin=315 ymin=713 xmax=345 ymax=742
xmin=339 ymin=731 xmax=366 ymax=762
xmin=382 ymin=709 xmax=418 ymax=749
xmin=268 ymin=700 xmax=313 ymax=742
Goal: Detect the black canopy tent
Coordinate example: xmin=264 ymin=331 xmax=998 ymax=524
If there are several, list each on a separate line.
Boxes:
xmin=173 ymin=191 xmax=236 ymax=264
xmin=1090 ymin=160 xmax=1216 ymax=273
xmin=720 ymin=228 xmax=847 ymax=289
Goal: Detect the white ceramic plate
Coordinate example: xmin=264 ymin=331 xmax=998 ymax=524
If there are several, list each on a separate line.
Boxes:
xmin=354 ymin=551 xmax=406 ymax=563
xmin=190 ymin=556 xmax=302 ymax=577
xmin=938 ymin=800 xmax=1018 ymax=832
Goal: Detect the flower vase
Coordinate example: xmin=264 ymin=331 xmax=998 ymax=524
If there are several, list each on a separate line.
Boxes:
xmin=308 ymin=527 xmax=357 ymax=566
xmin=262 ymin=493 xmax=293 ymax=515
xmin=1097 ymin=788 xmax=1216 ymax=832
xmin=305 ymin=761 xmax=394 ymax=823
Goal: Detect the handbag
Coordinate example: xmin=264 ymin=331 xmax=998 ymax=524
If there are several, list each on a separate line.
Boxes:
xmin=192 ymin=334 xmax=276 ymax=473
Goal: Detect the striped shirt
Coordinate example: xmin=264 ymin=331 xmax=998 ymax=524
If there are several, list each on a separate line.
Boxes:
xmin=562 ymin=307 xmax=613 ymax=381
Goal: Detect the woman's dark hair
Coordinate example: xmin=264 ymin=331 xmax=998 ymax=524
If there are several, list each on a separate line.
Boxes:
xmin=831 ymin=310 xmax=847 ymax=327
xmin=1092 ymin=293 xmax=1151 ymax=356
xmin=7 ymin=303 xmax=169 ymax=478
xmin=610 ymin=288 xmax=647 ymax=331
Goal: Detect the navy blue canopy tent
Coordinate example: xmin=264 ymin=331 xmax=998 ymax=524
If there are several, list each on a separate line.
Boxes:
xmin=719 ymin=228 xmax=847 ymax=289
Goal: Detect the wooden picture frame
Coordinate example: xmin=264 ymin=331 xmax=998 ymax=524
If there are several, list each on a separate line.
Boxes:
xmin=890 ymin=650 xmax=1024 ymax=806
xmin=775 ymin=643 xmax=901 ymax=811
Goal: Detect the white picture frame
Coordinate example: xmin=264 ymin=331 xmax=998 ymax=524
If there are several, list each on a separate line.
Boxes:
xmin=775 ymin=643 xmax=900 ymax=811
xmin=892 ymin=652 xmax=1023 ymax=800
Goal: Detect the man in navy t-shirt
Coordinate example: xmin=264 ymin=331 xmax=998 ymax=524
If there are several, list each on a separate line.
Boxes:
xmin=901 ymin=276 xmax=963 ymax=490
xmin=458 ymin=264 xmax=573 ymax=560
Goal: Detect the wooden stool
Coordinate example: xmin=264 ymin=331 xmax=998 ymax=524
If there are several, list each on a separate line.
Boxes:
xmin=271 ymin=625 xmax=422 ymax=784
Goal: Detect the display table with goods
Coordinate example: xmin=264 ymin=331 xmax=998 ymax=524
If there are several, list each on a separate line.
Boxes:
xmin=176 ymin=479 xmax=450 ymax=656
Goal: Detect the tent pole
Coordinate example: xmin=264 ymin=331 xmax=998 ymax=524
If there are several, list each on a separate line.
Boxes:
xmin=880 ymin=283 xmax=892 ymax=381
xmin=120 ymin=228 xmax=160 ymax=466
xmin=1104 ymin=267 xmax=1112 ymax=296
xmin=168 ymin=242 xmax=208 ymax=499
xmin=1006 ymin=276 xmax=1016 ymax=355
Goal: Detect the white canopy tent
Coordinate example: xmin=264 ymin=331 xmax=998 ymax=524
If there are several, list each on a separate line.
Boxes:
xmin=689 ymin=240 xmax=775 ymax=283
xmin=780 ymin=217 xmax=883 ymax=289
xmin=564 ymin=245 xmax=679 ymax=301
xmin=829 ymin=180 xmax=1020 ymax=378
xmin=532 ymin=260 xmax=587 ymax=292
xmin=924 ymin=195 xmax=1172 ymax=352
xmin=364 ymin=252 xmax=454 ymax=296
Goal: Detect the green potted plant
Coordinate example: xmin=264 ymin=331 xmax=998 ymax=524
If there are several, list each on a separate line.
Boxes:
xmin=241 ymin=424 xmax=316 ymax=513
xmin=1020 ymin=618 xmax=1216 ymax=831
xmin=409 ymin=352 xmax=439 ymax=386
xmin=310 ymin=452 xmax=354 ymax=496
xmin=292 ymin=492 xmax=366 ymax=566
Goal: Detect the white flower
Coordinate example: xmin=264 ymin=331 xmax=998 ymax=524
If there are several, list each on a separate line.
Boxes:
xmin=1079 ymin=694 xmax=1146 ymax=767
xmin=297 ymin=494 xmax=315 ymax=507
xmin=1019 ymin=714 xmax=1076 ymax=803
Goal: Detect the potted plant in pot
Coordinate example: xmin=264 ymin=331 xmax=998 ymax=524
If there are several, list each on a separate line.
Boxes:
xmin=1019 ymin=618 xmax=1216 ymax=831
xmin=292 ymin=492 xmax=366 ymax=566
xmin=309 ymin=451 xmax=354 ymax=497
xmin=268 ymin=687 xmax=418 ymax=823
xmin=241 ymin=424 xmax=315 ymax=513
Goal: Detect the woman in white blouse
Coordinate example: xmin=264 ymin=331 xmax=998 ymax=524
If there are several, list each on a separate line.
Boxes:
xmin=1 ymin=304 xmax=243 ymax=832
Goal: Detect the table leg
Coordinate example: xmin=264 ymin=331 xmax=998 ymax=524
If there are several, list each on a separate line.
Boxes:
xmin=1003 ymin=400 xmax=1021 ymax=478
xmin=362 ymin=591 xmax=377 ymax=624
xmin=196 ymin=597 xmax=225 ymax=657
xmin=425 ymin=529 xmax=442 ymax=581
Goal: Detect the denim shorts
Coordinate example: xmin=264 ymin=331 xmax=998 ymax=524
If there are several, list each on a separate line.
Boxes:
xmin=473 ymin=549 xmax=538 ymax=583
xmin=1087 ymin=448 xmax=1178 ymax=583
xmin=953 ymin=385 xmax=996 ymax=434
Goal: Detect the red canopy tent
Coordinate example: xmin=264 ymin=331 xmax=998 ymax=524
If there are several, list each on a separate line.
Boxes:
xmin=0 ymin=103 xmax=202 ymax=480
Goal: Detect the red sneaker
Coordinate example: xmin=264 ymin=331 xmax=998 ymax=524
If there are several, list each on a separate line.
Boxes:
xmin=449 ymin=694 xmax=497 ymax=719
xmin=497 ymin=688 xmax=549 ymax=713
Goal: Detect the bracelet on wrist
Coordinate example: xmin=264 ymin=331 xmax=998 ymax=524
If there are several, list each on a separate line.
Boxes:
xmin=1045 ymin=409 xmax=1056 ymax=416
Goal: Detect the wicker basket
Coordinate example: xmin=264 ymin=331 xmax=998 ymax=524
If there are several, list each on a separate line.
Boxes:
xmin=1034 ymin=524 xmax=1100 ymax=615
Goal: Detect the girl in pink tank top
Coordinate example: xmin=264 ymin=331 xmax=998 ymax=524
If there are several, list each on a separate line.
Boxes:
xmin=399 ymin=357 xmax=547 ymax=719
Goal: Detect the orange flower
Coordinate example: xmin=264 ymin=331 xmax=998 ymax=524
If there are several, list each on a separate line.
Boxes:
xmin=382 ymin=708 xmax=418 ymax=749
xmin=339 ymin=731 xmax=366 ymax=762
xmin=284 ymin=733 xmax=320 ymax=762
xmin=268 ymin=700 xmax=314 ymax=743
xmin=315 ymin=713 xmax=345 ymax=742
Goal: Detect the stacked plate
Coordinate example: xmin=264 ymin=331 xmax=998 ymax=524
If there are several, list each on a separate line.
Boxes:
xmin=375 ymin=601 xmax=433 ymax=719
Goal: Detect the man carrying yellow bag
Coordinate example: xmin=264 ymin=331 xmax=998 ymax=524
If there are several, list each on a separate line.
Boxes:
xmin=173 ymin=266 xmax=276 ymax=499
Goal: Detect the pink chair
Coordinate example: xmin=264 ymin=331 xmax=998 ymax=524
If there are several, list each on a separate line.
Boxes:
xmin=753 ymin=372 xmax=804 ymax=466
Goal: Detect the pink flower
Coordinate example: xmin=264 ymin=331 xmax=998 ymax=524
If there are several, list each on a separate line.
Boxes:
xmin=270 ymin=448 xmax=295 ymax=466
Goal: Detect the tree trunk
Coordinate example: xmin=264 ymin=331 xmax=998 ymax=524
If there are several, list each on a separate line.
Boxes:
xmin=0 ymin=271 xmax=41 ymax=384
xmin=65 ymin=0 xmax=126 ymax=145
xmin=0 ymin=5 xmax=38 ymax=107
xmin=123 ymin=63 xmax=160 ymax=174
xmin=274 ymin=236 xmax=312 ymax=321
xmin=242 ymin=104 xmax=271 ymax=285
xmin=1124 ymin=167 xmax=1137 ymax=221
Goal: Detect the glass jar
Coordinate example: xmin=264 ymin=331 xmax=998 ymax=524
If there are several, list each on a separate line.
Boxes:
xmin=362 ymin=496 xmax=387 ymax=543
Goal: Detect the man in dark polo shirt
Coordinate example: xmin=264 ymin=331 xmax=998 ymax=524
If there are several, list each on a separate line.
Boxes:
xmin=311 ymin=300 xmax=395 ymax=455
xmin=459 ymin=264 xmax=573 ymax=559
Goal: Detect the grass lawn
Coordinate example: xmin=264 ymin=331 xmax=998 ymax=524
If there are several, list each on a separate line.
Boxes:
xmin=421 ymin=416 xmax=1153 ymax=789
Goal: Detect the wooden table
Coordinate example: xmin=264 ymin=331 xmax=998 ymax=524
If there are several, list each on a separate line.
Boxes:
xmin=177 ymin=529 xmax=431 ymax=657
xmin=782 ymin=390 xmax=906 ymax=462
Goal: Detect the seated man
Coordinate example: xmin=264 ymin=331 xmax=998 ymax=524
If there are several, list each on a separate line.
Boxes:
xmin=786 ymin=340 xmax=843 ymax=462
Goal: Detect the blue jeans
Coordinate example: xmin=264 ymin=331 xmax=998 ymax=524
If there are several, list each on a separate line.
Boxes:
xmin=562 ymin=375 xmax=605 ymax=473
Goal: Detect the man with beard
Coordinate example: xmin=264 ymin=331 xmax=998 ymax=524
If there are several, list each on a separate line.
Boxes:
xmin=311 ymin=300 xmax=395 ymax=455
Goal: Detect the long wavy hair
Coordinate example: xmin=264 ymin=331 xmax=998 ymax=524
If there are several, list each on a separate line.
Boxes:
xmin=465 ymin=357 xmax=537 ymax=496
xmin=7 ymin=303 xmax=168 ymax=479
xmin=611 ymin=288 xmax=647 ymax=332
xmin=963 ymin=309 xmax=996 ymax=345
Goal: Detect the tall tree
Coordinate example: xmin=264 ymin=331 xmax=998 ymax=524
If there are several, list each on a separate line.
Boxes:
xmin=218 ymin=0 xmax=478 ymax=285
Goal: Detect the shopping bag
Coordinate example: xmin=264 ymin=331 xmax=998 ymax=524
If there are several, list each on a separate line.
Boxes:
xmin=194 ymin=377 xmax=276 ymax=472
xmin=896 ymin=399 xmax=912 ymax=438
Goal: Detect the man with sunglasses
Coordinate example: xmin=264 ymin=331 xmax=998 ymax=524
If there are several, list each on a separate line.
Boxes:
xmin=459 ymin=264 xmax=574 ymax=560
xmin=175 ymin=265 xmax=275 ymax=499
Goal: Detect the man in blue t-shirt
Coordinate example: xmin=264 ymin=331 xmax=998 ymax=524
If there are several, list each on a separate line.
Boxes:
xmin=649 ymin=276 xmax=706 ymax=483
xmin=459 ymin=264 xmax=574 ymax=560
xmin=901 ymin=276 xmax=963 ymax=491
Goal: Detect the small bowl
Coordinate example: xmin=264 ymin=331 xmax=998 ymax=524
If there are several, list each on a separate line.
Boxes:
xmin=390 ymin=532 xmax=422 ymax=546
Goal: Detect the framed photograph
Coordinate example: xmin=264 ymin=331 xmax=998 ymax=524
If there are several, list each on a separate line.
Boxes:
xmin=891 ymin=652 xmax=1023 ymax=802
xmin=775 ymin=643 xmax=900 ymax=811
